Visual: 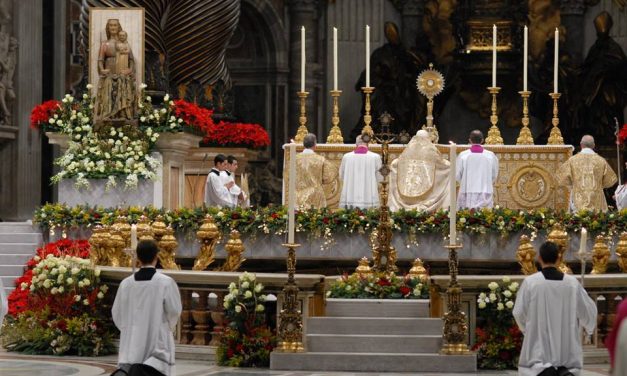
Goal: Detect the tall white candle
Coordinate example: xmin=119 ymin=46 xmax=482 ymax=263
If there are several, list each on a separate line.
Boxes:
xmin=288 ymin=143 xmax=297 ymax=243
xmin=130 ymin=224 xmax=137 ymax=250
xmin=449 ymin=143 xmax=457 ymax=246
xmin=523 ymin=25 xmax=528 ymax=91
xmin=333 ymin=27 xmax=338 ymax=91
xmin=492 ymin=25 xmax=497 ymax=87
xmin=301 ymin=26 xmax=306 ymax=92
xmin=579 ymin=227 xmax=587 ymax=254
xmin=554 ymin=28 xmax=559 ymax=94
xmin=365 ymin=25 xmax=370 ymax=87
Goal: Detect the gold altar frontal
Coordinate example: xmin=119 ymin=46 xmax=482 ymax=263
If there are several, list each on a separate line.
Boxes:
xmin=283 ymin=143 xmax=574 ymax=210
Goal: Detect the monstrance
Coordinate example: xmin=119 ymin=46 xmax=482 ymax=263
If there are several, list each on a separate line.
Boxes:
xmin=416 ymin=63 xmax=445 ymax=143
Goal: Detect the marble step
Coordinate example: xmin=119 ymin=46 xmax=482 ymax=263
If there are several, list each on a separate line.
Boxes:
xmin=0 ymin=243 xmax=39 ymax=254
xmin=0 ymin=233 xmax=42 ymax=243
xmin=270 ymin=352 xmax=477 ymax=373
xmin=0 ymin=222 xmax=39 ymax=234
xmin=325 ymin=298 xmax=430 ymax=318
xmin=0 ymin=264 xmax=25 ymax=276
xmin=308 ymin=316 xmax=442 ymax=335
xmin=1 ymin=275 xmax=19 ymax=288
xmin=306 ymin=333 xmax=441 ymax=353
xmin=0 ymin=254 xmax=34 ymax=266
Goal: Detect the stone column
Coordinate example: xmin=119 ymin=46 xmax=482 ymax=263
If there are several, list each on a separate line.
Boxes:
xmin=15 ymin=0 xmax=43 ymax=220
xmin=399 ymin=0 xmax=424 ymax=49
xmin=288 ymin=0 xmax=319 ymax=140
xmin=560 ymin=0 xmax=587 ymax=64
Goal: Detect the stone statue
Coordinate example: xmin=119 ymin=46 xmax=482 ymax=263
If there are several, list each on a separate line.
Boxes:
xmin=95 ymin=19 xmax=137 ymax=122
xmin=0 ymin=3 xmax=16 ymax=125
xmin=388 ymin=129 xmax=451 ymax=211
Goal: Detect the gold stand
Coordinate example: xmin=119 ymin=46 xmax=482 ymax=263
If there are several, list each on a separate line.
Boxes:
xmin=361 ymin=86 xmax=375 ymax=138
xmin=485 ymin=87 xmax=503 ymax=145
xmin=547 ymin=92 xmax=564 ymax=145
xmin=516 ymin=91 xmax=534 ymax=145
xmin=276 ymin=243 xmax=305 ymax=352
xmin=441 ymin=244 xmax=471 ymax=355
xmin=326 ymin=90 xmax=344 ymax=143
xmin=294 ymin=91 xmax=309 ymax=143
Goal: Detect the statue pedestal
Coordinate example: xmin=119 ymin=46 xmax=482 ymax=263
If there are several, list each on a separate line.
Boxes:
xmin=155 ymin=132 xmax=203 ymax=209
xmin=45 ymin=132 xmax=70 ymax=153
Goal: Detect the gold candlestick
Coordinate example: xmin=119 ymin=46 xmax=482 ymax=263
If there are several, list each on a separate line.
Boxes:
xmin=276 ymin=243 xmax=305 ymax=352
xmin=485 ymin=87 xmax=503 ymax=145
xmin=516 ymin=91 xmax=534 ymax=145
xmin=547 ymin=92 xmax=564 ymax=145
xmin=361 ymin=86 xmax=375 ymax=138
xmin=441 ymin=243 xmax=470 ymax=355
xmin=326 ymin=90 xmax=344 ymax=143
xmin=294 ymin=91 xmax=309 ymax=143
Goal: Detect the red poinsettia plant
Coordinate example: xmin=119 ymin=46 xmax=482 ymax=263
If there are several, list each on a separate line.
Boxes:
xmin=30 ymin=100 xmax=61 ymax=130
xmin=172 ymin=99 xmax=216 ymax=134
xmin=618 ymin=124 xmax=627 ymax=145
xmin=205 ymin=120 xmax=271 ymax=149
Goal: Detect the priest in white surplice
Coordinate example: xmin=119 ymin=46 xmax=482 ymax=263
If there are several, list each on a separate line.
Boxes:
xmin=112 ymin=240 xmax=182 ymax=376
xmin=456 ymin=130 xmax=499 ymax=209
xmin=513 ymin=241 xmax=597 ymax=376
xmin=339 ymin=136 xmax=382 ymax=209
xmin=222 ymin=155 xmax=247 ymax=207
xmin=205 ymin=154 xmax=235 ymax=208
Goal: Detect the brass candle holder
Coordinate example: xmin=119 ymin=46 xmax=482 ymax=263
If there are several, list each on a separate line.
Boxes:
xmin=516 ymin=91 xmax=534 ymax=145
xmin=326 ymin=90 xmax=344 ymax=143
xmin=547 ymin=92 xmax=564 ymax=145
xmin=276 ymin=242 xmax=305 ymax=352
xmin=361 ymin=86 xmax=375 ymax=138
xmin=294 ymin=91 xmax=309 ymax=143
xmin=441 ymin=243 xmax=470 ymax=355
xmin=485 ymin=87 xmax=503 ymax=145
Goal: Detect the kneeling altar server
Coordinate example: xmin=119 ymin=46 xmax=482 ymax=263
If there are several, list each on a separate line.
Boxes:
xmin=456 ymin=130 xmax=499 ymax=209
xmin=339 ymin=135 xmax=382 ymax=209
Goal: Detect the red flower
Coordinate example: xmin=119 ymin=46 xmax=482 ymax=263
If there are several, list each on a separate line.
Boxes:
xmin=30 ymin=100 xmax=61 ymax=129
xmin=499 ymin=350 xmax=512 ymax=361
xmin=618 ymin=124 xmax=627 ymax=145
xmin=377 ymin=278 xmax=392 ymax=286
xmin=227 ymin=348 xmax=234 ymax=358
xmin=172 ymin=100 xmax=215 ymax=133
xmin=399 ymin=286 xmax=412 ymax=296
xmin=205 ymin=121 xmax=270 ymax=148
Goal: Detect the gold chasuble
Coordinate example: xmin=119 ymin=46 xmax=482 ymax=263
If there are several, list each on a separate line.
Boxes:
xmin=558 ymin=149 xmax=617 ymax=212
xmin=295 ymin=150 xmax=337 ymax=208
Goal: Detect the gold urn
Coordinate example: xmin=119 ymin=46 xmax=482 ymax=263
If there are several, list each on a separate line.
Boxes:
xmin=591 ymin=235 xmax=610 ymax=274
xmin=137 ymin=215 xmax=154 ymax=241
xmin=516 ymin=234 xmax=537 ymax=275
xmin=151 ymin=214 xmax=167 ymax=242
xmin=193 ymin=214 xmax=220 ymax=271
xmin=111 ymin=215 xmax=132 ymax=248
xmin=88 ymin=225 xmax=106 ymax=265
xmin=616 ymin=232 xmax=627 ymax=273
xmin=354 ymin=257 xmax=372 ymax=277
xmin=547 ymin=223 xmax=572 ymax=274
xmin=408 ymin=258 xmax=429 ymax=283
xmin=158 ymin=226 xmax=180 ymax=270
xmin=109 ymin=229 xmax=126 ymax=267
xmin=221 ymin=229 xmax=246 ymax=271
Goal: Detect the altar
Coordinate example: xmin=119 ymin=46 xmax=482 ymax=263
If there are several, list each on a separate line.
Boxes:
xmin=283 ymin=143 xmax=574 ymax=210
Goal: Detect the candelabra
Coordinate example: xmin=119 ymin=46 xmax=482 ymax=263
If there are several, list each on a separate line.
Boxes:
xmin=276 ymin=243 xmax=305 ymax=352
xmin=485 ymin=87 xmax=503 ymax=145
xmin=547 ymin=92 xmax=564 ymax=145
xmin=294 ymin=91 xmax=309 ymax=143
xmin=326 ymin=90 xmax=344 ymax=143
xmin=516 ymin=91 xmax=534 ymax=145
xmin=441 ymin=244 xmax=470 ymax=355
xmin=361 ymin=86 xmax=375 ymax=138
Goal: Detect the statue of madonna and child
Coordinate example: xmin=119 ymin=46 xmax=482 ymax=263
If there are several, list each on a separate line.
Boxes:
xmin=94 ymin=19 xmax=138 ymax=123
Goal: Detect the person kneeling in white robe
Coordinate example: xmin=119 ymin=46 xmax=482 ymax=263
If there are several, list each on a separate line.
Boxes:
xmin=456 ymin=130 xmax=499 ymax=209
xmin=112 ymin=240 xmax=182 ymax=376
xmin=513 ymin=241 xmax=597 ymax=376
xmin=339 ymin=136 xmax=382 ymax=209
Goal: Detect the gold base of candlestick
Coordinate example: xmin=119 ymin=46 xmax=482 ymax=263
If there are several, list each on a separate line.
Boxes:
xmin=441 ymin=243 xmax=470 ymax=355
xmin=361 ymin=86 xmax=375 ymax=139
xmin=547 ymin=92 xmax=564 ymax=145
xmin=516 ymin=91 xmax=534 ymax=145
xmin=294 ymin=91 xmax=309 ymax=143
xmin=485 ymin=87 xmax=503 ymax=145
xmin=276 ymin=243 xmax=305 ymax=353
xmin=327 ymin=90 xmax=344 ymax=143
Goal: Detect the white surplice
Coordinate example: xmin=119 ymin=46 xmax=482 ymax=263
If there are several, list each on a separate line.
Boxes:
xmin=0 ymin=277 xmax=7 ymax=329
xmin=513 ymin=272 xmax=597 ymax=376
xmin=455 ymin=147 xmax=499 ymax=209
xmin=339 ymin=150 xmax=382 ymax=209
xmin=204 ymin=168 xmax=233 ymax=208
xmin=221 ymin=170 xmax=245 ymax=207
xmin=615 ymin=184 xmax=627 ymax=210
xmin=112 ymin=269 xmax=182 ymax=376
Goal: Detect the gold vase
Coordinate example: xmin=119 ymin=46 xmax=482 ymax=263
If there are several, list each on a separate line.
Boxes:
xmin=616 ymin=232 xmax=627 ymax=273
xmin=591 ymin=235 xmax=610 ymax=274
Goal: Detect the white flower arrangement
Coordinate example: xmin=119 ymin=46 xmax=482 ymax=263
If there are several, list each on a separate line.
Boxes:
xmin=477 ymin=276 xmax=518 ymax=313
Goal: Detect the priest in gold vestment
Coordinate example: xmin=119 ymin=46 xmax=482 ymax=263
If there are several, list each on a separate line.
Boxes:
xmin=389 ymin=130 xmax=451 ymax=211
xmin=295 ymin=133 xmax=337 ymax=208
xmin=558 ymin=135 xmax=617 ymax=212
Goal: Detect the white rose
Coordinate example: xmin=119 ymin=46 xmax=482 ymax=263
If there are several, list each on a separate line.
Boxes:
xmin=254 ymin=284 xmax=263 ymax=293
xmin=66 ymin=277 xmax=74 ymax=285
xmin=497 ymin=302 xmax=505 ymax=311
xmin=97 ymin=292 xmax=104 ymax=299
xmin=479 ymin=292 xmax=486 ymax=299
xmin=94 ymin=269 xmax=101 ymax=277
xmin=235 ymin=305 xmax=242 ymax=313
xmin=245 ymin=290 xmax=253 ymax=298
xmin=502 ymin=276 xmax=511 ymax=283
xmin=256 ymin=304 xmax=265 ymax=312
xmin=241 ymin=281 xmax=249 ymax=289
xmin=506 ymin=300 xmax=514 ymax=309
xmin=140 ymin=116 xmax=146 ymax=122
xmin=48 ymin=118 xmax=55 ymax=124
xmin=51 ymin=287 xmax=58 ymax=295
xmin=478 ymin=301 xmax=487 ymax=309
xmin=83 ymin=299 xmax=90 ymax=306
xmin=223 ymin=300 xmax=230 ymax=309
xmin=58 ymin=286 xmax=64 ymax=293
xmin=231 ymin=289 xmax=238 ymax=295
xmin=503 ymin=290 xmax=512 ymax=298
xmin=228 ymin=282 xmax=236 ymax=290
xmin=489 ymin=293 xmax=497 ymax=302
xmin=509 ymin=282 xmax=519 ymax=292
xmin=83 ymin=278 xmax=91 ymax=286
xmin=78 ymin=281 xmax=84 ymax=288
xmin=74 ymin=295 xmax=81 ymax=302
xmin=488 ymin=282 xmax=499 ymax=291
xmin=163 ymin=94 xmax=170 ymax=101
xmin=86 ymin=84 xmax=93 ymax=90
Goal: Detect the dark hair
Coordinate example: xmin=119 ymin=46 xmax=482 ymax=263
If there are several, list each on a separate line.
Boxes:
xmin=539 ymin=241 xmax=559 ymax=264
xmin=469 ymin=130 xmax=484 ymax=144
xmin=227 ymin=155 xmax=237 ymax=164
xmin=214 ymin=154 xmax=227 ymax=166
xmin=303 ymin=133 xmax=317 ymax=149
xmin=136 ymin=239 xmax=159 ymax=264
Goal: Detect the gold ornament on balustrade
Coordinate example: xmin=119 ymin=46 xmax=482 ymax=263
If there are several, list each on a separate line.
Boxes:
xmin=408 ymin=258 xmax=429 ymax=283
xmin=219 ymin=229 xmax=246 ymax=272
xmin=193 ymin=214 xmax=220 ymax=271
xmin=158 ymin=226 xmax=180 ymax=270
xmin=516 ymin=234 xmax=537 ymax=275
xmin=326 ymin=90 xmax=344 ymax=143
xmin=276 ymin=243 xmax=305 ymax=352
xmin=516 ymin=91 xmax=534 ymax=145
xmin=294 ymin=91 xmax=309 ymax=143
xmin=137 ymin=215 xmax=154 ymax=241
xmin=417 ymin=63 xmax=444 ymax=143
xmin=591 ymin=235 xmax=610 ymax=274
xmin=547 ymin=223 xmax=571 ymax=274
xmin=152 ymin=215 xmax=167 ymax=242
xmin=547 ymin=93 xmax=564 ymax=145
xmin=441 ymin=244 xmax=470 ymax=355
xmin=354 ymin=256 xmax=372 ymax=277
xmin=89 ymin=225 xmax=107 ymax=266
xmin=485 ymin=87 xmax=504 ymax=145
xmin=616 ymin=232 xmax=627 ymax=273
xmin=111 ymin=215 xmax=132 ymax=248
xmin=109 ymin=228 xmax=127 ymax=267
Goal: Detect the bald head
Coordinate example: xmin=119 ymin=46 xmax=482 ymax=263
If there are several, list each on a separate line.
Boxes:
xmin=356 ymin=135 xmax=366 ymax=146
xmin=580 ymin=135 xmax=595 ymax=149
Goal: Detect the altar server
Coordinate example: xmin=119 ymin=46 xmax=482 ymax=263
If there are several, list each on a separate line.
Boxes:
xmin=205 ymin=154 xmax=235 ymax=208
xmin=513 ymin=241 xmax=597 ymax=376
xmin=112 ymin=240 xmax=182 ymax=376
xmin=295 ymin=133 xmax=337 ymax=208
xmin=339 ymin=135 xmax=382 ymax=209
xmin=558 ymin=135 xmax=617 ymax=212
xmin=456 ymin=130 xmax=499 ymax=209
xmin=223 ymin=155 xmax=247 ymax=207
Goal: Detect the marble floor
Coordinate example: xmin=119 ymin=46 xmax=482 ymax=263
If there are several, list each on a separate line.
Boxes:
xmin=0 ymin=353 xmax=612 ymax=376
